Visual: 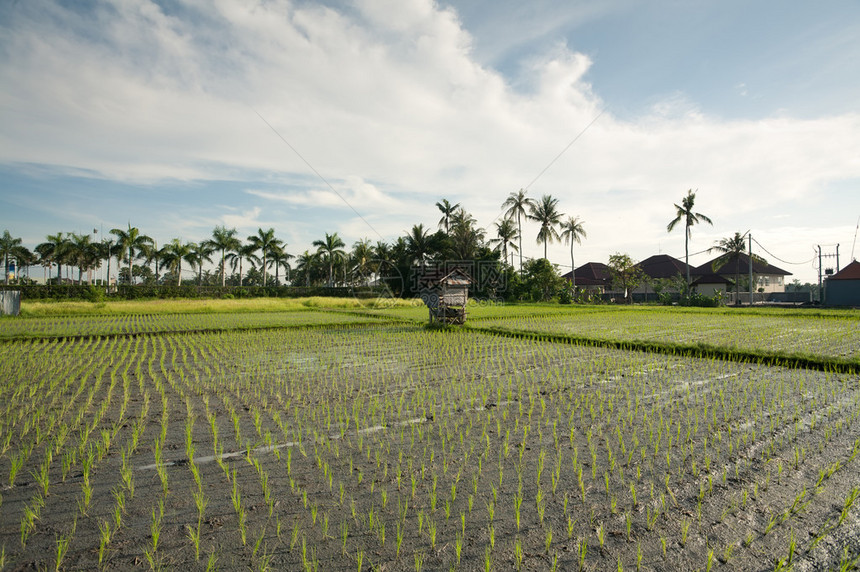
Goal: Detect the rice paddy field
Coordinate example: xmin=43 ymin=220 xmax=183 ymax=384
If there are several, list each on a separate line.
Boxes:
xmin=0 ymin=299 xmax=858 ymax=571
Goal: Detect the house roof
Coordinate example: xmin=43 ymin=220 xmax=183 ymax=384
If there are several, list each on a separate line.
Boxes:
xmin=635 ymin=254 xmax=692 ymax=280
xmin=561 ymin=262 xmax=612 ymax=285
xmin=696 ymin=252 xmax=791 ymax=277
xmin=828 ymin=260 xmax=860 ymax=280
xmin=692 ymin=272 xmax=734 ymax=286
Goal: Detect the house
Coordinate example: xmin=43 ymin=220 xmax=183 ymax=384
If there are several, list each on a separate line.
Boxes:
xmin=696 ymin=252 xmax=791 ymax=294
xmin=824 ymin=260 xmax=860 ymax=307
xmin=632 ymin=254 xmax=691 ymax=298
xmin=561 ymin=262 xmax=612 ymax=292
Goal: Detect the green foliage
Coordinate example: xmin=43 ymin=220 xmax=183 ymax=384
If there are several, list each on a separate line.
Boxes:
xmin=513 ymin=258 xmax=565 ymax=302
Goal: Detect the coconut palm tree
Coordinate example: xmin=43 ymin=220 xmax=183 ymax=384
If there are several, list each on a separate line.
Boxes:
xmin=295 ymin=250 xmax=317 ymax=287
xmin=226 ymin=242 xmax=259 ymax=286
xmin=489 ymin=219 xmax=519 ymax=267
xmin=436 ymin=199 xmax=460 ymax=236
xmin=502 ymin=189 xmax=535 ymax=272
xmin=667 ymin=189 xmax=713 ymax=290
xmin=67 ymin=232 xmax=101 ymax=284
xmin=405 ymin=224 xmax=433 ymax=269
xmin=448 ymin=208 xmax=485 ymax=260
xmin=187 ymin=242 xmax=214 ymax=285
xmin=109 ymin=224 xmax=153 ymax=286
xmin=528 ymin=194 xmax=563 ymax=260
xmin=0 ymin=230 xmax=23 ymax=284
xmin=709 ymin=231 xmax=765 ymax=304
xmin=559 ymin=216 xmax=587 ymax=290
xmin=351 ymin=239 xmax=374 ymax=285
xmin=268 ymin=243 xmax=293 ymax=286
xmin=161 ymin=239 xmax=195 ymax=285
xmin=313 ymin=232 xmax=346 ymax=286
xmin=205 ymin=225 xmax=241 ymax=287
xmin=36 ymin=232 xmax=70 ymax=284
xmin=247 ymin=227 xmax=282 ymax=287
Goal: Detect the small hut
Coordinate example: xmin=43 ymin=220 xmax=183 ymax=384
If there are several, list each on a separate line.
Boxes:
xmin=417 ymin=267 xmax=472 ymax=325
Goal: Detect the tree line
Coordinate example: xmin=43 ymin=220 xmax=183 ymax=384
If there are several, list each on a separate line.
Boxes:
xmin=2 ymin=188 xmax=777 ymax=302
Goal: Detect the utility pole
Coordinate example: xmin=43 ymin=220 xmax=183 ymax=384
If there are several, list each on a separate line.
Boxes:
xmin=749 ymin=233 xmax=754 ymax=306
xmin=817 ymin=244 xmax=841 ymax=304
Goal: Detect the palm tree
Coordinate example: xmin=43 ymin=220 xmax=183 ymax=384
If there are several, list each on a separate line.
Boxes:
xmin=528 ymin=194 xmax=563 ymax=260
xmin=667 ymin=189 xmax=713 ymax=290
xmin=205 ymin=225 xmax=240 ymax=287
xmin=110 ymin=224 xmax=153 ymax=286
xmin=161 ymin=239 xmax=195 ymax=285
xmin=226 ymin=242 xmax=259 ymax=286
xmin=68 ymin=233 xmax=101 ymax=284
xmin=502 ymin=189 xmax=535 ymax=272
xmin=36 ymin=232 xmax=70 ymax=284
xmin=709 ymin=232 xmax=764 ymax=304
xmin=295 ymin=250 xmax=317 ymax=287
xmin=187 ymin=242 xmax=214 ymax=285
xmin=559 ymin=216 xmax=587 ymax=290
xmin=0 ymin=230 xmax=23 ymax=284
xmin=247 ymin=227 xmax=282 ymax=287
xmin=448 ymin=208 xmax=485 ymax=260
xmin=436 ymin=199 xmax=460 ymax=236
xmin=351 ymin=239 xmax=374 ymax=285
xmin=268 ymin=243 xmax=293 ymax=286
xmin=489 ymin=219 xmax=519 ymax=266
xmin=312 ymin=232 xmax=346 ymax=286
xmin=405 ymin=224 xmax=433 ymax=269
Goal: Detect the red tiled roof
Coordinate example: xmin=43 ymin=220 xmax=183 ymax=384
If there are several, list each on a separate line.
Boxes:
xmin=829 ymin=260 xmax=860 ymax=280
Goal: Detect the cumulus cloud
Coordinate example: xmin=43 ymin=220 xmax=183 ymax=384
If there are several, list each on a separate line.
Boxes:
xmin=1 ymin=0 xmax=858 ymax=282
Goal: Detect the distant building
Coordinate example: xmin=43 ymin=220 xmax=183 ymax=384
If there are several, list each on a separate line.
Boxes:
xmin=824 ymin=260 xmax=860 ymax=307
xmin=561 ymin=262 xmax=612 ymax=293
xmin=696 ymin=252 xmax=791 ymax=294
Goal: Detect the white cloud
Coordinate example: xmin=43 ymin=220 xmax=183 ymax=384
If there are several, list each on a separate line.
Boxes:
xmin=1 ymin=0 xmax=859 ymax=285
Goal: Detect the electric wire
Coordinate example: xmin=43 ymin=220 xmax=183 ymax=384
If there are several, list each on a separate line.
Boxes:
xmin=254 ymin=109 xmax=384 ymax=240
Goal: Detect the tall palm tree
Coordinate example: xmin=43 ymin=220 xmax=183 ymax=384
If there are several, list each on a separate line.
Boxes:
xmin=405 ymin=224 xmax=433 ymax=269
xmin=667 ymin=189 xmax=713 ymax=289
xmin=312 ymin=232 xmax=346 ymax=286
xmin=559 ymin=216 xmax=587 ymax=290
xmin=226 ymin=242 xmax=259 ymax=287
xmin=247 ymin=227 xmax=282 ymax=287
xmin=528 ymin=194 xmax=563 ymax=260
xmin=161 ymin=239 xmax=195 ymax=285
xmin=36 ymin=232 xmax=70 ymax=284
xmin=351 ymin=239 xmax=374 ymax=285
xmin=709 ymin=232 xmax=764 ymax=304
xmin=268 ymin=243 xmax=293 ymax=286
xmin=110 ymin=224 xmax=153 ymax=286
xmin=12 ymin=245 xmax=36 ymax=281
xmin=295 ymin=250 xmax=317 ymax=287
xmin=448 ymin=208 xmax=485 ymax=260
xmin=187 ymin=242 xmax=214 ymax=285
xmin=205 ymin=225 xmax=240 ymax=287
xmin=68 ymin=232 xmax=101 ymax=284
xmin=489 ymin=219 xmax=519 ymax=266
xmin=435 ymin=199 xmax=460 ymax=236
xmin=502 ymin=189 xmax=535 ymax=272
xmin=0 ymin=230 xmax=23 ymax=284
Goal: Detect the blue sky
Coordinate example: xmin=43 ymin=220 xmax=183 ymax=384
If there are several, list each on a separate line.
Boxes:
xmin=2 ymin=0 xmax=859 ymax=283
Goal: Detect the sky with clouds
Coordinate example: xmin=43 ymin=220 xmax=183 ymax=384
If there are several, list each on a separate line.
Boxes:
xmin=2 ymin=0 xmax=859 ymax=284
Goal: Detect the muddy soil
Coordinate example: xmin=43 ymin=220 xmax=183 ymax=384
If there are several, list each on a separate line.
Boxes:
xmin=1 ymin=325 xmax=859 ymax=571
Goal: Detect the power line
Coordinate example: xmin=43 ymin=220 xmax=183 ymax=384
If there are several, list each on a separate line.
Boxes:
xmin=253 ymin=109 xmax=384 ymax=241
xmin=486 ymin=108 xmax=606 ymax=229
xmin=751 ymin=237 xmax=815 ymax=266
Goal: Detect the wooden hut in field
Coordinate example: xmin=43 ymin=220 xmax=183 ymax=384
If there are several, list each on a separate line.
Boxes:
xmin=417 ymin=267 xmax=472 ymax=325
